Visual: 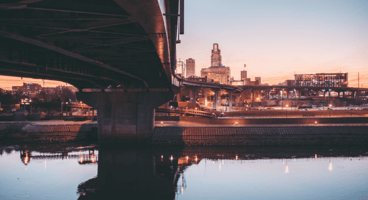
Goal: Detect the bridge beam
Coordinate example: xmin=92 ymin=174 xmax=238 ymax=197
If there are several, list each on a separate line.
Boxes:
xmin=77 ymin=91 xmax=173 ymax=141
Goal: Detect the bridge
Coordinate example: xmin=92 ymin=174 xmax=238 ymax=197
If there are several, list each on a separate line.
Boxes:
xmin=176 ymin=79 xmax=368 ymax=110
xmin=0 ymin=0 xmax=183 ymax=141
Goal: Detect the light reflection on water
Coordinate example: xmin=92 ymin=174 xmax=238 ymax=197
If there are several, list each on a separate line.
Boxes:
xmin=175 ymin=157 xmax=368 ymax=200
xmin=0 ymin=145 xmax=367 ymax=200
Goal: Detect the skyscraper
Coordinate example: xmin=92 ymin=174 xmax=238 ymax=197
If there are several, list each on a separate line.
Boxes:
xmin=186 ymin=58 xmax=195 ymax=77
xmin=201 ymin=43 xmax=230 ymax=84
xmin=241 ymin=70 xmax=247 ymax=81
xmin=211 ymin=43 xmax=222 ymax=67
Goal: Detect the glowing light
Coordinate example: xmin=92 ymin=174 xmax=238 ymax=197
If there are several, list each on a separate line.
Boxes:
xmin=329 ymin=104 xmax=332 ymax=107
xmin=170 ymin=155 xmax=173 ymax=161
xmin=235 ymin=122 xmax=238 ymax=125
xmin=235 ymin=154 xmax=238 ymax=160
xmin=161 ymin=121 xmax=163 ymax=124
xmin=186 ymin=156 xmax=189 ymax=160
xmin=195 ymin=156 xmax=198 ymax=162
xmin=285 ymin=165 xmax=289 ymax=173
xmin=315 ymin=154 xmax=318 ymax=159
xmin=315 ymin=121 xmax=317 ymax=124
xmin=328 ymin=162 xmax=333 ymax=171
xmin=286 ymin=104 xmax=289 ymax=108
xmin=161 ymin=155 xmax=163 ymax=159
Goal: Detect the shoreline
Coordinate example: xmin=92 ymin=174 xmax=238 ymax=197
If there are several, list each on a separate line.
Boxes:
xmin=0 ymin=120 xmax=367 ymax=145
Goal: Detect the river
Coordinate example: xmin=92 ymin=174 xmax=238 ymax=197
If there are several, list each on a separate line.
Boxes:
xmin=0 ymin=143 xmax=367 ymax=200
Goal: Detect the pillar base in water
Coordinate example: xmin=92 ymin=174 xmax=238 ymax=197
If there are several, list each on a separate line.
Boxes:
xmin=77 ymin=91 xmax=173 ymax=142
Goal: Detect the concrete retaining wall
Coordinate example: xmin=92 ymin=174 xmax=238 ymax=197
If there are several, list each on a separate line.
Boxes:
xmin=0 ymin=121 xmax=98 ymax=142
xmin=151 ymin=125 xmax=368 ymax=145
xmin=179 ymin=116 xmax=368 ymax=124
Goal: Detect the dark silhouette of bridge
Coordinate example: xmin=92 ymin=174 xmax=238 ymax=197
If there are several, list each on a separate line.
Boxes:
xmin=0 ymin=0 xmax=183 ymax=141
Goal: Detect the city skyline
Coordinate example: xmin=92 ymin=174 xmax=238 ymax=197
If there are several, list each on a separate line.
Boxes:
xmin=177 ymin=0 xmax=368 ymax=87
xmin=0 ymin=0 xmax=367 ymax=89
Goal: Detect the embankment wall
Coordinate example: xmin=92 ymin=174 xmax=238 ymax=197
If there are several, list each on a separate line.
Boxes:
xmin=152 ymin=125 xmax=368 ymax=145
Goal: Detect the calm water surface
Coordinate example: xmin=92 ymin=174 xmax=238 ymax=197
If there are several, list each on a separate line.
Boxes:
xmin=0 ymin=144 xmax=367 ymax=200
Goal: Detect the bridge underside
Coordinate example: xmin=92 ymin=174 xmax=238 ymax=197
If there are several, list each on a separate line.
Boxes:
xmin=0 ymin=0 xmax=181 ymax=141
xmin=0 ymin=0 xmax=174 ymax=90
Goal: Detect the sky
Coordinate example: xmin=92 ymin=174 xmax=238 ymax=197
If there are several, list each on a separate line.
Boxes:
xmin=0 ymin=0 xmax=367 ymax=89
xmin=177 ymin=0 xmax=368 ymax=87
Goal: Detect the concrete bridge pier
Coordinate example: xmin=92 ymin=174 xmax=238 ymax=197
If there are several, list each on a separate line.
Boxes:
xmin=214 ymin=90 xmax=219 ymax=110
xmin=204 ymin=88 xmax=208 ymax=106
xmin=77 ymin=91 xmax=173 ymax=142
xmin=190 ymin=88 xmax=197 ymax=103
xmin=251 ymin=89 xmax=254 ymax=107
xmin=229 ymin=91 xmax=233 ymax=109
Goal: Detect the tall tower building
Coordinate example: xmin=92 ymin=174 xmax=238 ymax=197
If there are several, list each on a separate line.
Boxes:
xmin=201 ymin=43 xmax=230 ymax=84
xmin=211 ymin=43 xmax=222 ymax=67
xmin=241 ymin=70 xmax=247 ymax=81
xmin=186 ymin=58 xmax=195 ymax=77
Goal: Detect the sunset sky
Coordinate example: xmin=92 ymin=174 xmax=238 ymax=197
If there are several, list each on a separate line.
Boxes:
xmin=177 ymin=0 xmax=368 ymax=87
xmin=0 ymin=0 xmax=367 ymax=90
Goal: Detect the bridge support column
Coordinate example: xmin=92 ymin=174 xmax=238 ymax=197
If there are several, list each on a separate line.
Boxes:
xmin=251 ymin=89 xmax=254 ymax=107
xmin=214 ymin=90 xmax=219 ymax=110
xmin=77 ymin=91 xmax=173 ymax=142
xmin=190 ymin=89 xmax=197 ymax=103
xmin=204 ymin=89 xmax=208 ymax=106
xmin=229 ymin=91 xmax=233 ymax=110
xmin=235 ymin=94 xmax=239 ymax=107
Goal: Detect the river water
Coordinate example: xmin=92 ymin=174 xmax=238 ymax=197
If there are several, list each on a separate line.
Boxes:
xmin=0 ymin=144 xmax=367 ymax=200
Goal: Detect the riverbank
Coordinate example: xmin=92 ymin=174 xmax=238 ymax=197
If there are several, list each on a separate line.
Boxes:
xmin=0 ymin=121 xmax=97 ymax=142
xmin=1 ymin=120 xmax=368 ymax=145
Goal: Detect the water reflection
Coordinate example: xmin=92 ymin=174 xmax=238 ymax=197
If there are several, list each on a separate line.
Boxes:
xmin=20 ymin=147 xmax=98 ymax=166
xmin=0 ymin=145 xmax=367 ymax=200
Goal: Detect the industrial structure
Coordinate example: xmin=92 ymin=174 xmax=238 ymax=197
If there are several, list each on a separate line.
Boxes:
xmin=294 ymin=73 xmax=348 ymax=87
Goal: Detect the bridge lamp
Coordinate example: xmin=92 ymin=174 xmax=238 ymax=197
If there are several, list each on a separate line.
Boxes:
xmin=315 ymin=121 xmax=318 ymax=124
xmin=329 ymin=104 xmax=332 ymax=107
xmin=235 ymin=121 xmax=238 ymax=125
xmin=161 ymin=121 xmax=163 ymax=125
xmin=170 ymin=155 xmax=173 ymax=161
